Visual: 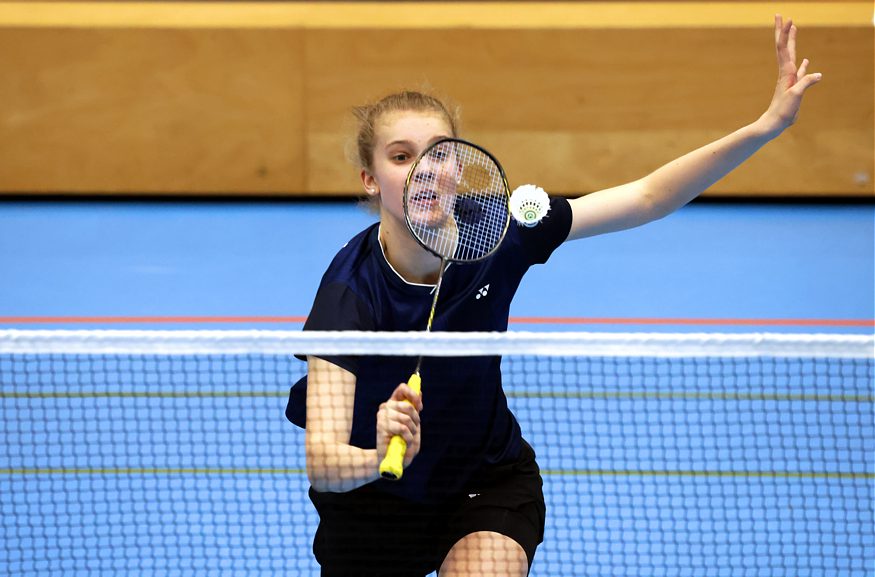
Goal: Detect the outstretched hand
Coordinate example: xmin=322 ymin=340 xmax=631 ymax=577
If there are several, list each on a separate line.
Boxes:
xmin=760 ymin=14 xmax=822 ymax=137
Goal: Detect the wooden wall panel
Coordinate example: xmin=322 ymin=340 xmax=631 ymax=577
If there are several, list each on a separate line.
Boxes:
xmin=0 ymin=2 xmax=871 ymax=197
xmin=306 ymin=26 xmax=873 ymax=197
xmin=0 ymin=28 xmax=306 ymax=194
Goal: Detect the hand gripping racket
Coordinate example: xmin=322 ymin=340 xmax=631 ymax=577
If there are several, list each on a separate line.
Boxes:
xmin=379 ymin=138 xmax=511 ymax=480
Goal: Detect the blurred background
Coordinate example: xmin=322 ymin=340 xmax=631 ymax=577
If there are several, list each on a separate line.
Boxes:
xmin=0 ymin=2 xmax=872 ymax=328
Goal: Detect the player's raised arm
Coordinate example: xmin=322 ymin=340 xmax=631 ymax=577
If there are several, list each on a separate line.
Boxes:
xmin=566 ymin=14 xmax=822 ymax=242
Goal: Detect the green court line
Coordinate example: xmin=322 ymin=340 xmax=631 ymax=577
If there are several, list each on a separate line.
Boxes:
xmin=0 ymin=468 xmax=305 ymax=475
xmin=2 ymin=390 xmax=872 ymax=403
xmin=540 ymin=469 xmax=875 ymax=480
xmin=1 ymin=468 xmax=871 ymax=480
xmin=0 ymin=391 xmax=285 ymax=399
xmin=508 ymin=391 xmax=875 ymax=403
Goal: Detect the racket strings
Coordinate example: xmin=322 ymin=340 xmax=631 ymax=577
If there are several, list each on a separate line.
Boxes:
xmin=454 ymin=194 xmax=508 ymax=260
xmin=406 ymin=140 xmax=509 ymax=263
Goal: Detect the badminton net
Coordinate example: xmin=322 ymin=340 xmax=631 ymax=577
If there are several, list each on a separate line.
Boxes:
xmin=1 ymin=329 xmax=872 ymax=576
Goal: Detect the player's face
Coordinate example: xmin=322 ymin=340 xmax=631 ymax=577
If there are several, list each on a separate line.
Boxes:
xmin=363 ymin=111 xmax=455 ymax=231
xmin=404 ymin=140 xmax=460 ymax=231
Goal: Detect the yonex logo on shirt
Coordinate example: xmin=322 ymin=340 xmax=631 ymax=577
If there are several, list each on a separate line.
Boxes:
xmin=476 ymin=284 xmax=490 ymax=299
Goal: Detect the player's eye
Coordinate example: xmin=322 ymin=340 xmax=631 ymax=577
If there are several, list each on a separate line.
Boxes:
xmin=428 ymin=148 xmax=450 ymax=162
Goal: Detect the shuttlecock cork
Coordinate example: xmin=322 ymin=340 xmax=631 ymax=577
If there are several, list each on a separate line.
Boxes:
xmin=510 ymin=184 xmax=549 ymax=227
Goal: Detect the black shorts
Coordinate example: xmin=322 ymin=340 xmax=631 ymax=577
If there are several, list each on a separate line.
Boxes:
xmin=308 ymin=440 xmax=546 ymax=577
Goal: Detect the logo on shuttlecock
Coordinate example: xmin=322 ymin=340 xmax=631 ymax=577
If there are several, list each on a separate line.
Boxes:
xmin=510 ymin=184 xmax=549 ymax=227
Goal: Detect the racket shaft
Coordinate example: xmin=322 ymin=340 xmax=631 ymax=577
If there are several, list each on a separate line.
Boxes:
xmin=378 ymin=373 xmax=422 ymax=480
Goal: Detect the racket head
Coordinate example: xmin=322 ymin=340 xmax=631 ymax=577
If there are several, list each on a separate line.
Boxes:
xmin=403 ymin=138 xmax=510 ymax=263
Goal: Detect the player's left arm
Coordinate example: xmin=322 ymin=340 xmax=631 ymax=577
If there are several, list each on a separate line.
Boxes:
xmin=566 ymin=15 xmax=821 ymax=242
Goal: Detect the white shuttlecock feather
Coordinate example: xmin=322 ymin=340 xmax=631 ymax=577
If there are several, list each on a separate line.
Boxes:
xmin=510 ymin=184 xmax=549 ymax=227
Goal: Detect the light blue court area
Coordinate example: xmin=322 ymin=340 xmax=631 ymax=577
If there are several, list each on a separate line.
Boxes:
xmin=0 ymin=199 xmax=873 ymax=576
xmin=0 ymin=199 xmax=873 ymax=332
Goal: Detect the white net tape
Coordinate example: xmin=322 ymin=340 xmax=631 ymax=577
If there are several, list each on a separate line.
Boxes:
xmin=0 ymin=329 xmax=871 ymax=359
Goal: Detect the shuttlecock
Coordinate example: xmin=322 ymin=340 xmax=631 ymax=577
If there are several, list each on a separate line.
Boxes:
xmin=510 ymin=184 xmax=549 ymax=227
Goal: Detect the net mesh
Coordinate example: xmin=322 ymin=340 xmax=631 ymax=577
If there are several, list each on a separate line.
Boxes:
xmin=1 ymin=330 xmax=873 ymax=576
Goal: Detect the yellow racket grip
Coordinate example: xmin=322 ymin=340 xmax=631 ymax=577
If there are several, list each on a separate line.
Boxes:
xmin=378 ymin=373 xmax=422 ymax=481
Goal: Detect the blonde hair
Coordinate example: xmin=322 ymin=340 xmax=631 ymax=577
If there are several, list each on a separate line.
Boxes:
xmin=351 ymin=90 xmax=460 ymax=172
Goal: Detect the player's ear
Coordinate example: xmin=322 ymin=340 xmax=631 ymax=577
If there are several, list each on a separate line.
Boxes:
xmin=360 ymin=169 xmax=379 ymax=197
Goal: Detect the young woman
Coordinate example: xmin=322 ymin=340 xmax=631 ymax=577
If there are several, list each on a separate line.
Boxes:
xmin=286 ymin=16 xmax=820 ymax=577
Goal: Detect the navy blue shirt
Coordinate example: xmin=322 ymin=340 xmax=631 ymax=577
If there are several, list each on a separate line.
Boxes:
xmin=287 ymin=197 xmax=572 ymax=503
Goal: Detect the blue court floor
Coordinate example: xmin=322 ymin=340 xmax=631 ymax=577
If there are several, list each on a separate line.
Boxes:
xmin=0 ymin=199 xmax=873 ymax=332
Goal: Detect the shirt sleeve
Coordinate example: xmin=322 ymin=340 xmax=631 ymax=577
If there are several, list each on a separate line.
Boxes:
xmin=287 ymin=282 xmax=374 ymax=428
xmin=296 ymin=282 xmax=375 ymax=375
xmin=515 ymin=196 xmax=572 ymax=265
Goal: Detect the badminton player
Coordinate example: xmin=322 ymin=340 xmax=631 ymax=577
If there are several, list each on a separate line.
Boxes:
xmin=286 ymin=15 xmax=820 ymax=577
